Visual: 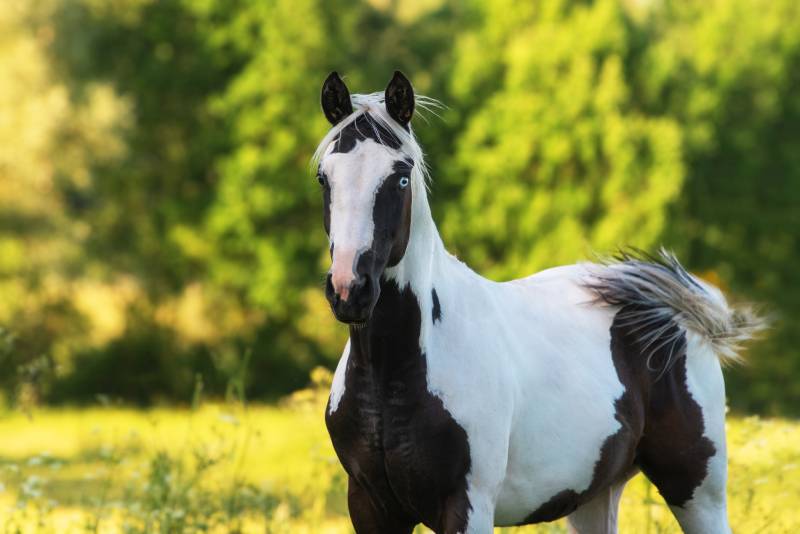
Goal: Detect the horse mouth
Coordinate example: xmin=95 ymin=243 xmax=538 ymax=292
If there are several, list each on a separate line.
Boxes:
xmin=331 ymin=310 xmax=371 ymax=328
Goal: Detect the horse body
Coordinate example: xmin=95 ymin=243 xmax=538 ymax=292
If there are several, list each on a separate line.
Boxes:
xmin=316 ymin=72 xmax=759 ymax=533
xmin=327 ymin=237 xmax=725 ymax=533
xmin=414 ymin=263 xmax=628 ymax=525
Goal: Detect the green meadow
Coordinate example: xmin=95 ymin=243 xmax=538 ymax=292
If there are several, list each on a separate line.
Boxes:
xmin=1 ymin=371 xmax=798 ymax=533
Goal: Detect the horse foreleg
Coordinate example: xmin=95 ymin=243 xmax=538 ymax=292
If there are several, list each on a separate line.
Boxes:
xmin=346 ymin=476 xmax=416 ymax=534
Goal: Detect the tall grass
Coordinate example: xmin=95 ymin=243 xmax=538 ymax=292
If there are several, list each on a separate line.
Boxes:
xmin=0 ymin=369 xmax=798 ymax=533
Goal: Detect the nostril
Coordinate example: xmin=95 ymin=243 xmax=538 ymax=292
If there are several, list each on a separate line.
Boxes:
xmin=353 ymin=274 xmax=373 ymax=304
xmin=352 ymin=275 xmax=366 ymax=291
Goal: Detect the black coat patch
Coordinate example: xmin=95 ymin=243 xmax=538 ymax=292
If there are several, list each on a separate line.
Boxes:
xmin=373 ymin=165 xmax=412 ymax=268
xmin=331 ymin=114 xmax=402 ymax=153
xmin=431 ymin=288 xmax=442 ymax=324
xmin=326 ymin=280 xmax=472 ymax=533
xmin=636 ymin=359 xmax=717 ymax=507
xmin=321 ymin=171 xmax=331 ymax=235
xmin=621 ymin=303 xmax=716 ymax=508
xmin=520 ymin=304 xmax=715 ymax=524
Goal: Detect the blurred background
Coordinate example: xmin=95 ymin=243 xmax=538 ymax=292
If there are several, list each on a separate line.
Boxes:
xmin=1 ymin=0 xmax=799 ymax=532
xmin=3 ymin=0 xmax=800 ymax=415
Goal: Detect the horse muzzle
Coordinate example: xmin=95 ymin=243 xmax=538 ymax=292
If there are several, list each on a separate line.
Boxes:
xmin=326 ymin=271 xmax=379 ymax=324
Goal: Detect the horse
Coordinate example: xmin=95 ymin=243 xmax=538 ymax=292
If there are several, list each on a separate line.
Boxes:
xmin=313 ymin=71 xmax=763 ymax=534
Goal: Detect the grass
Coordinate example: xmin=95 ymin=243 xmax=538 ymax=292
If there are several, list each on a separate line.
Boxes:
xmin=0 ymin=370 xmax=798 ymax=533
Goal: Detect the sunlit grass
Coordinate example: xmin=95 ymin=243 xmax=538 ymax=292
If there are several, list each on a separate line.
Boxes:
xmin=0 ymin=373 xmax=798 ymax=533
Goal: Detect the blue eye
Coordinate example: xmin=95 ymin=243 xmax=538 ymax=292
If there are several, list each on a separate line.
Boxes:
xmin=398 ymin=176 xmax=410 ymax=189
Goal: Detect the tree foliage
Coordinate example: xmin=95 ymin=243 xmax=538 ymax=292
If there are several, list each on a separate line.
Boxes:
xmin=441 ymin=0 xmax=685 ymax=277
xmin=0 ymin=0 xmax=797 ymax=414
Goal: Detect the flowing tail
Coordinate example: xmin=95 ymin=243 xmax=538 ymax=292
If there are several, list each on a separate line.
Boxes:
xmin=585 ymin=248 xmax=767 ymax=366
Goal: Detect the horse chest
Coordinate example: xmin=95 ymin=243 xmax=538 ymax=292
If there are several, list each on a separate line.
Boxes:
xmin=325 ymin=345 xmax=471 ymax=525
xmin=328 ymin=363 xmax=424 ymax=459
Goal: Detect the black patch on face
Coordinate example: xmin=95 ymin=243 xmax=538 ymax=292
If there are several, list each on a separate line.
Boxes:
xmin=321 ymin=171 xmax=331 ymax=235
xmin=520 ymin=304 xmax=716 ymax=524
xmin=431 ymin=288 xmax=441 ymax=324
xmin=331 ymin=114 xmax=402 ymax=153
xmin=392 ymin=158 xmax=413 ymax=175
xmin=325 ymin=280 xmax=472 ymax=532
xmin=374 ymin=163 xmax=413 ymax=268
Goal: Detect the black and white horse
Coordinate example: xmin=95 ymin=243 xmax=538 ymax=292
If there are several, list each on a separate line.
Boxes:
xmin=314 ymin=71 xmax=762 ymax=534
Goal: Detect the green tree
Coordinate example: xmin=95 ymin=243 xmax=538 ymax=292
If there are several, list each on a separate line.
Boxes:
xmin=1 ymin=0 xmax=798 ymax=413
xmin=645 ymin=0 xmax=800 ymax=413
xmin=0 ymin=1 xmax=131 ymax=401
xmin=19 ymin=0 xmax=467 ymax=400
xmin=442 ymin=0 xmax=685 ymax=278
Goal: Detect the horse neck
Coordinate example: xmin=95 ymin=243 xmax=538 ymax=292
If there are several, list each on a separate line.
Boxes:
xmin=386 ymin=185 xmax=443 ymax=292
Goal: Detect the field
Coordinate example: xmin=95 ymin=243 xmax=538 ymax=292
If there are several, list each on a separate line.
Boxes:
xmin=1 ymin=372 xmax=798 ymax=533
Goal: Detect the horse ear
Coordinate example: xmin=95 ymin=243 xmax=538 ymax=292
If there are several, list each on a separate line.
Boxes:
xmin=385 ymin=70 xmax=415 ymax=128
xmin=321 ymin=71 xmax=353 ymax=125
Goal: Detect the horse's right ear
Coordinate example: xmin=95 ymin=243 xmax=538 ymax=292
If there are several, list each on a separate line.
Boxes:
xmin=321 ymin=72 xmax=353 ymax=125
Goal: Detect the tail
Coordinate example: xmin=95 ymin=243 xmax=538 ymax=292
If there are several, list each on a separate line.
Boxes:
xmin=585 ymin=248 xmax=767 ymax=366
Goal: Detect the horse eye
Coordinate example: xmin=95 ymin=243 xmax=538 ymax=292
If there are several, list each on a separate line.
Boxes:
xmin=398 ymin=176 xmax=410 ymax=189
xmin=317 ymin=173 xmax=327 ymax=187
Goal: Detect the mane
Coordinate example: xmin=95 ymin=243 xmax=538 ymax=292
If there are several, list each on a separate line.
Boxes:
xmin=312 ymin=92 xmax=441 ymax=190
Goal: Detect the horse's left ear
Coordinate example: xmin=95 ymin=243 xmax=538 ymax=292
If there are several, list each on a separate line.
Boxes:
xmin=385 ymin=71 xmax=415 ymax=128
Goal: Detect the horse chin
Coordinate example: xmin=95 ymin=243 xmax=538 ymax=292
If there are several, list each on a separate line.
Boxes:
xmin=334 ymin=315 xmax=371 ymax=332
xmin=331 ymin=303 xmax=374 ymax=327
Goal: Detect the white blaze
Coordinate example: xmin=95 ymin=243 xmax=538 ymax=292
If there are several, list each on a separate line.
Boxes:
xmin=322 ymin=139 xmax=400 ymax=301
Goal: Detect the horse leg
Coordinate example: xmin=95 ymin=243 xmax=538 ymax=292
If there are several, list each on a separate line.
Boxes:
xmin=566 ymin=478 xmax=629 ymax=534
xmin=442 ymin=489 xmax=493 ymax=534
xmin=642 ymin=436 xmax=731 ymax=534
xmin=658 ymin=413 xmax=731 ymax=534
xmin=346 ymin=476 xmax=416 ymax=534
xmin=637 ymin=343 xmax=732 ymax=534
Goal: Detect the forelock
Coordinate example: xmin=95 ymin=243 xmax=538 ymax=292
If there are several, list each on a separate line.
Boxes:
xmin=312 ymin=92 xmax=434 ymax=191
xmin=330 ymin=114 xmax=402 ymax=154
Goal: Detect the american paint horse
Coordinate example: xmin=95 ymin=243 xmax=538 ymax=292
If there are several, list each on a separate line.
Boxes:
xmin=314 ymin=71 xmax=762 ymax=534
